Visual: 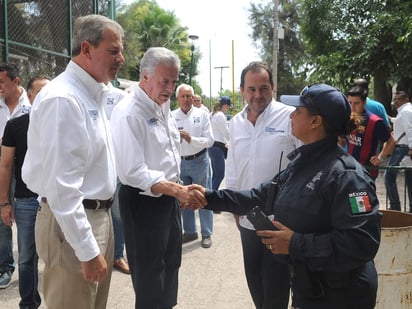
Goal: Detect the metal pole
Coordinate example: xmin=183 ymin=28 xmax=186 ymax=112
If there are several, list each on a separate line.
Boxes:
xmin=209 ymin=39 xmax=212 ymax=109
xmin=214 ymin=66 xmax=229 ymax=93
xmin=272 ymin=0 xmax=279 ymax=99
xmin=2 ymin=0 xmax=9 ymax=62
xmin=232 ymin=40 xmax=235 ymax=105
xmin=189 ymin=44 xmax=195 ymax=85
xmin=188 ymin=35 xmax=199 ymax=85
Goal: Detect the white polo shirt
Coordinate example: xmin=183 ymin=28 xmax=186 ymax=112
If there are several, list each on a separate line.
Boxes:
xmin=0 ymin=87 xmax=31 ymax=138
xmin=172 ymin=106 xmax=214 ymax=156
xmin=210 ymin=110 xmax=230 ymax=144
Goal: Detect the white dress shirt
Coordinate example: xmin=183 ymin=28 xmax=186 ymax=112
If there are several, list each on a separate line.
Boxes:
xmin=0 ymin=86 xmax=31 ymax=137
xmin=172 ymin=106 xmax=214 ymax=156
xmin=111 ymin=83 xmax=181 ymax=196
xmin=393 ymin=102 xmax=412 ymax=148
xmin=210 ymin=110 xmax=230 ymax=144
xmin=225 ymin=100 xmax=300 ymax=229
xmin=22 ymin=61 xmax=117 ymax=261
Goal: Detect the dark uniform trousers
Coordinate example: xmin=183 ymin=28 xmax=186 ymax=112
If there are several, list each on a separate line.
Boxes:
xmin=240 ymin=226 xmax=290 ymax=309
xmin=119 ymin=184 xmax=182 ymax=309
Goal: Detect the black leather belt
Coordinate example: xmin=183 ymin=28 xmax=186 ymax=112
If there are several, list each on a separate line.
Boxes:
xmin=83 ymin=199 xmax=113 ymax=209
xmin=396 ymin=144 xmax=409 ymax=148
xmin=181 ymin=148 xmax=206 ymax=160
xmin=41 ymin=197 xmax=113 ymax=209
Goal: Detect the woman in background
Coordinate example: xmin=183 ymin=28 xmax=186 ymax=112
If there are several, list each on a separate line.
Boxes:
xmin=208 ymin=96 xmax=231 ymax=190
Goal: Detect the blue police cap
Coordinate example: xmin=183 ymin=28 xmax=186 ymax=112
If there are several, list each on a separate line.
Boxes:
xmin=280 ymin=83 xmax=351 ymax=131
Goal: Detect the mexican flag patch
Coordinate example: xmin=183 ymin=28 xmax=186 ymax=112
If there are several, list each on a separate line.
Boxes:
xmin=349 ymin=192 xmax=372 ymax=214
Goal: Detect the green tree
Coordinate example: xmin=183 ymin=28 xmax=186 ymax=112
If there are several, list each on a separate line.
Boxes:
xmin=248 ymin=0 xmax=307 ymax=97
xmin=300 ymin=0 xmax=412 ymax=107
xmin=116 ymin=0 xmax=201 ymax=87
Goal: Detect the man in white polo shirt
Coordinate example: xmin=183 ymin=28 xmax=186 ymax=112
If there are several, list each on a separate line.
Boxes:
xmin=226 ymin=61 xmax=300 ymax=309
xmin=172 ymin=84 xmax=214 ymax=248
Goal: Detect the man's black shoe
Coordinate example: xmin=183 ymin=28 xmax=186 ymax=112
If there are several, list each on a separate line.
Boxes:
xmin=182 ymin=233 xmax=198 ymax=243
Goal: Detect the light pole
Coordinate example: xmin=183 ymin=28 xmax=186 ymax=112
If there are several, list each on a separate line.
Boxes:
xmin=188 ymin=34 xmax=199 ymax=85
xmin=272 ymin=0 xmax=279 ymax=99
xmin=214 ymin=66 xmax=229 ymax=93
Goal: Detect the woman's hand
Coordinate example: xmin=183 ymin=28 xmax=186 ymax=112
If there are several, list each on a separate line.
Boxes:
xmin=256 ymin=221 xmax=294 ymax=254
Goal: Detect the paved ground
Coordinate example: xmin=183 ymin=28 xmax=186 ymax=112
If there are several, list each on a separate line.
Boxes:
xmin=0 ymin=211 xmax=254 ymax=309
xmin=0 ymin=171 xmax=402 ymax=308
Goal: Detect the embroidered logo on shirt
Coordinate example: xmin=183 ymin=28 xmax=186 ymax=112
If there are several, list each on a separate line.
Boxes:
xmin=265 ymin=127 xmax=285 ymax=134
xmin=88 ymin=109 xmax=99 ymax=120
xmin=22 ymin=105 xmax=31 ymax=114
xmin=349 ymin=192 xmax=372 ymax=214
xmin=193 ymin=116 xmax=200 ymax=124
xmin=306 ymin=171 xmax=323 ymax=190
xmin=147 ymin=117 xmax=159 ymax=127
xmin=106 ymin=97 xmax=115 ymax=105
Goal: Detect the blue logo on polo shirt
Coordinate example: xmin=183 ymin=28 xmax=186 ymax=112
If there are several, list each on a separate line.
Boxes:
xmin=265 ymin=127 xmax=284 ymax=134
xmin=88 ymin=109 xmax=99 ymax=120
xmin=147 ymin=117 xmax=159 ymax=127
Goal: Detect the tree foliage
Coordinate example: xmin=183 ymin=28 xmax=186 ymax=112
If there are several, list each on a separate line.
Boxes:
xmin=300 ymin=0 xmax=412 ymax=106
xmin=116 ymin=0 xmax=200 ymax=91
xmin=248 ymin=0 xmax=307 ymax=97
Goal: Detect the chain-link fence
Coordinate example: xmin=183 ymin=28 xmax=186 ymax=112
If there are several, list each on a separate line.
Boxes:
xmin=0 ymin=0 xmax=116 ymax=88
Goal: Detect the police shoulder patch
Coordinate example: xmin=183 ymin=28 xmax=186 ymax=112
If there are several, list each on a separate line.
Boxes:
xmin=348 ymin=191 xmax=372 ymax=214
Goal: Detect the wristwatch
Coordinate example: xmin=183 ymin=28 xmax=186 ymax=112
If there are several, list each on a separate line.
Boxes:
xmin=0 ymin=201 xmax=11 ymax=207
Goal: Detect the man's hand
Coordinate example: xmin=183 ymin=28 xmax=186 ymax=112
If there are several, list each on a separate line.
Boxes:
xmin=256 ymin=221 xmax=294 ymax=255
xmin=1 ymin=204 xmax=14 ymax=227
xmin=81 ymin=254 xmax=108 ymax=282
xmin=179 ymin=130 xmax=191 ymax=143
xmin=370 ymin=155 xmax=383 ymax=166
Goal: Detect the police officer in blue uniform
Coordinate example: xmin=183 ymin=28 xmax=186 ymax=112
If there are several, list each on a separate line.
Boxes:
xmin=189 ymin=84 xmax=381 ymax=309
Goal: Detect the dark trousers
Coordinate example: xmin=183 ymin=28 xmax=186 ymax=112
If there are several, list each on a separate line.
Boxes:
xmin=119 ymin=185 xmax=182 ymax=309
xmin=240 ymin=226 xmax=290 ymax=309
xmin=384 ymin=145 xmax=412 ymax=211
